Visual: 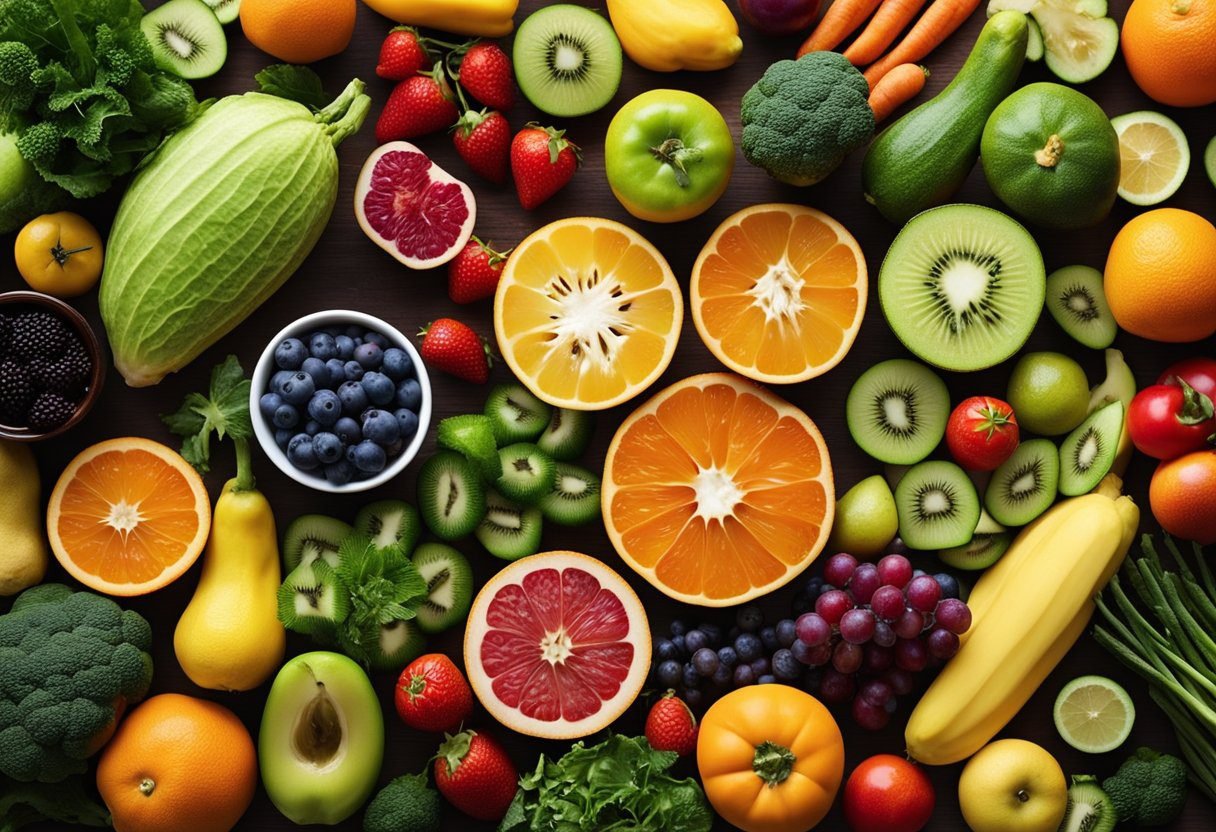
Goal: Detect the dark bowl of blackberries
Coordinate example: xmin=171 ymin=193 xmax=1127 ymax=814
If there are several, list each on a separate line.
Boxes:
xmin=0 ymin=291 xmax=104 ymax=441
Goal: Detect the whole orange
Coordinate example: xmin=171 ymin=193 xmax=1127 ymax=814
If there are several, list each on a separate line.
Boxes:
xmin=1122 ymin=0 xmax=1216 ymax=106
xmin=1150 ymin=451 xmax=1216 ymax=545
xmin=240 ymin=0 xmax=356 ymax=64
xmin=1103 ymin=208 xmax=1216 ymax=342
xmin=96 ymin=694 xmax=257 ymax=832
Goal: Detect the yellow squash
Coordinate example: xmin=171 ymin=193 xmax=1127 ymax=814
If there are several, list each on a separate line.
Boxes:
xmin=358 ymin=0 xmax=518 ymax=36
xmin=0 ymin=440 xmax=47 ymax=595
xmin=606 ymin=0 xmax=743 ymax=72
xmin=906 ymin=476 xmax=1138 ymax=765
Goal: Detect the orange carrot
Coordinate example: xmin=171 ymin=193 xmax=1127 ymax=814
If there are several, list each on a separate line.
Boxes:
xmin=867 ymin=63 xmax=929 ymax=120
xmin=844 ymin=0 xmax=929 ymax=66
xmin=863 ymin=0 xmax=981 ymax=87
xmin=797 ymin=0 xmax=885 ymax=57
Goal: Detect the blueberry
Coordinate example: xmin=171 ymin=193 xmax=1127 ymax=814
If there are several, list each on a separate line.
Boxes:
xmin=354 ymin=342 xmax=383 ymax=369
xmin=670 ymin=620 xmax=689 ymax=637
xmin=350 ymin=440 xmax=387 ymax=473
xmin=324 ymin=359 xmax=346 ymax=387
xmin=270 ymin=370 xmax=294 ymax=394
xmin=656 ymin=660 xmax=682 ymax=688
xmin=734 ymin=632 xmax=762 ymax=662
xmin=363 ymin=331 xmax=389 ymax=349
xmin=280 ymin=372 xmax=315 ymax=406
xmin=736 ymin=604 xmax=764 ymax=633
xmin=343 ymin=324 xmax=364 ymax=339
xmin=324 ymin=326 xmax=343 ymax=337
xmin=656 ymin=639 xmax=680 ymax=662
xmin=301 ymin=357 xmax=328 ymax=387
xmin=393 ymin=408 xmax=419 ymax=442
xmin=274 ymin=428 xmax=293 ymax=448
xmin=395 ymin=378 xmax=422 ymax=410
xmin=383 ymin=439 xmax=404 ymax=458
xmin=933 ymin=572 xmax=961 ymax=600
xmin=337 ymin=381 xmax=369 ymax=415
xmin=324 ymin=459 xmax=355 ymax=485
xmin=313 ymin=432 xmax=343 ymax=464
xmin=334 ymin=416 xmax=361 ymax=446
xmin=717 ymin=645 xmax=738 ymax=667
xmin=698 ymin=622 xmax=723 ymax=646
xmin=757 ymin=674 xmax=777 ymax=685
xmin=259 ymin=392 xmax=283 ymax=421
xmin=681 ymin=663 xmax=700 ymax=690
xmin=671 ymin=634 xmax=686 ymax=654
xmin=272 ymin=404 xmax=299 ymax=429
xmin=335 ymin=335 xmax=356 ymax=360
xmin=772 ymin=648 xmax=801 ymax=680
xmin=361 ymin=371 xmax=395 ymax=406
xmin=776 ymin=619 xmax=797 ymax=647
xmin=274 ymin=338 xmax=307 ymax=370
xmin=287 ymin=434 xmax=318 ymax=470
xmin=362 ymin=409 xmax=400 ymax=445
xmin=683 ymin=688 xmax=703 ymax=708
xmin=381 ymin=348 xmax=413 ymax=381
xmin=308 ymin=332 xmax=337 ymax=361
xmin=684 ymin=629 xmax=708 ymax=654
xmin=760 ymin=626 xmax=779 ymax=653
xmin=343 ymin=360 xmax=365 ymax=381
xmin=308 ymin=389 xmax=342 ymax=426
xmin=304 ymin=420 xmax=321 ymax=437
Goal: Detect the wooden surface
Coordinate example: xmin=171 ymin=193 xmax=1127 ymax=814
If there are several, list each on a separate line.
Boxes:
xmin=5 ymin=0 xmax=1216 ymax=828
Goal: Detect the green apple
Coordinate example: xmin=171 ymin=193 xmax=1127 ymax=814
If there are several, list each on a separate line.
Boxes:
xmin=827 ymin=475 xmax=898 ymax=559
xmin=259 ymin=651 xmax=384 ymax=825
xmin=958 ymin=739 xmax=1067 ymax=832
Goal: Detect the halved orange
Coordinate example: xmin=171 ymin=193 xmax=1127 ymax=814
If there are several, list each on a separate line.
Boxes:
xmin=48 ymin=437 xmax=211 ymax=596
xmin=494 ymin=217 xmax=682 ymax=411
xmin=691 ymin=204 xmax=867 ymax=383
xmin=603 ymin=373 xmax=834 ymax=606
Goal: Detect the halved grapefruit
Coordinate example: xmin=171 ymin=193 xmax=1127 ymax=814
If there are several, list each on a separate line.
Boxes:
xmin=603 ymin=373 xmax=834 ymax=606
xmin=464 ymin=551 xmax=650 ymax=739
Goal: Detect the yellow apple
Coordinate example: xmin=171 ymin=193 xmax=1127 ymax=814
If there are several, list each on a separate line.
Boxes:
xmin=958 ymin=739 xmax=1067 ymax=832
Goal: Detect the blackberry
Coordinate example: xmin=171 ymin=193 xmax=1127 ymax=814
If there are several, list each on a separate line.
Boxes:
xmin=40 ymin=347 xmax=90 ymax=396
xmin=26 ymin=391 xmax=76 ymax=432
xmin=0 ymin=359 xmax=33 ymax=424
xmin=10 ymin=312 xmax=70 ymax=360
xmin=0 ymin=314 xmax=11 ymax=354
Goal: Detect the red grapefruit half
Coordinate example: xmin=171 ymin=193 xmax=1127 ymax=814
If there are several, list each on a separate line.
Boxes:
xmin=354 ymin=141 xmax=475 ymax=269
xmin=464 ymin=551 xmax=651 ymax=739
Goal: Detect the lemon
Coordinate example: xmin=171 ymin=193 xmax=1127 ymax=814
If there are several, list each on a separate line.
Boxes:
xmin=1007 ymin=352 xmax=1090 ymax=436
xmin=1111 ymin=111 xmax=1190 ymax=206
xmin=1053 ymin=675 xmax=1135 ymax=754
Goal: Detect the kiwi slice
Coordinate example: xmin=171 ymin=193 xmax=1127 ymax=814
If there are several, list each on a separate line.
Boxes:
xmin=878 ymin=204 xmax=1046 ymax=372
xmin=203 ymin=0 xmax=240 ymax=24
xmin=437 ymin=414 xmax=502 ymax=481
xmin=539 ymin=462 xmax=602 ymax=526
xmin=894 ymin=460 xmax=981 ymax=550
xmin=1044 ymin=265 xmax=1117 ymax=349
xmin=354 ymin=500 xmax=421 ymax=556
xmin=418 ymin=451 xmax=487 ymax=540
xmin=476 ymin=490 xmax=544 ymax=560
xmin=140 ymin=0 xmax=227 ymax=80
xmin=536 ymin=406 xmax=594 ymax=461
xmin=846 ymin=359 xmax=950 ymax=465
xmin=496 ymin=442 xmax=557 ymax=504
xmin=484 ymin=383 xmax=551 ymax=445
xmin=1058 ymin=400 xmax=1123 ymax=496
xmin=974 ymin=507 xmax=1006 ymax=535
xmin=1059 ymin=776 xmax=1116 ymax=832
xmin=984 ymin=438 xmax=1060 ymax=526
xmin=283 ymin=514 xmax=353 ymax=571
xmin=411 ymin=543 xmax=474 ymax=634
xmin=361 ymin=619 xmax=426 ymax=672
xmin=513 ymin=4 xmax=622 ymax=118
xmin=277 ymin=560 xmax=349 ymax=636
xmin=939 ymin=531 xmax=1012 ymax=570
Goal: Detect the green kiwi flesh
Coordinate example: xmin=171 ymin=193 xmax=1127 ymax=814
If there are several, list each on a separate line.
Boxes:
xmin=484 ymin=383 xmax=552 ymax=445
xmin=277 ymin=560 xmax=349 ymax=636
xmin=141 ymin=0 xmax=227 ymax=80
xmin=476 ymin=490 xmax=544 ymax=560
xmin=846 ymin=359 xmax=950 ymax=464
xmin=497 ymin=442 xmax=557 ymax=504
xmin=411 ymin=543 xmax=474 ymax=634
xmin=879 ymin=204 xmax=1046 ymax=372
xmin=894 ymin=460 xmax=980 ymax=550
xmin=974 ymin=508 xmax=1006 ymax=535
xmin=1045 ymin=265 xmax=1117 ymax=349
xmin=536 ymin=406 xmax=594 ymax=461
xmin=1059 ymin=776 xmax=1117 ymax=832
xmin=282 ymin=514 xmax=353 ymax=570
xmin=354 ymin=499 xmax=421 ymax=556
xmin=939 ymin=531 xmax=1012 ymax=570
xmin=362 ymin=619 xmax=425 ymax=671
xmin=437 ymin=414 xmax=502 ymax=481
xmin=418 ymin=451 xmax=487 ymax=540
xmin=1058 ymin=401 xmax=1123 ymax=496
xmin=539 ymin=462 xmax=602 ymax=526
xmin=203 ymin=0 xmax=240 ymax=24
xmin=512 ymin=4 xmax=623 ymax=118
xmin=984 ymin=438 xmax=1060 ymax=526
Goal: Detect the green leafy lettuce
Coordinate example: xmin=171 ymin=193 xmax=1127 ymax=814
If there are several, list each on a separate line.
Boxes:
xmin=254 ymin=64 xmax=330 ymax=110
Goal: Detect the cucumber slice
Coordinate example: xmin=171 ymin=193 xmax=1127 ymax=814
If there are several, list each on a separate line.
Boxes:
xmin=1205 ymin=136 xmax=1216 ymax=188
xmin=1026 ymin=17 xmax=1044 ymax=61
xmin=1033 ymin=4 xmax=1118 ymax=83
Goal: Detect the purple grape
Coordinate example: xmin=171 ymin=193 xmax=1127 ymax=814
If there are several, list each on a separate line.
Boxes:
xmin=873 ymin=620 xmax=897 ymax=648
xmin=760 ymin=626 xmax=780 ymax=653
xmin=877 ymin=554 xmax=913 ymax=588
xmin=772 ymin=648 xmax=801 ymax=680
xmin=692 ymin=647 xmax=719 ymax=676
xmin=886 ymin=668 xmax=916 ymax=697
xmin=862 ymin=644 xmax=895 ymax=674
xmin=907 ymin=575 xmax=943 ymax=612
xmin=852 ymin=696 xmax=891 ymax=730
xmin=935 ymin=598 xmax=972 ymax=635
xmin=733 ymin=664 xmax=756 ymax=687
xmin=871 ymin=585 xmax=906 ymax=620
xmin=840 ymin=609 xmax=876 ymax=644
xmin=927 ymin=628 xmax=961 ymax=660
xmin=824 ymin=552 xmax=858 ymax=587
xmin=717 ymin=645 xmax=738 ymax=667
xmin=832 ymin=641 xmax=863 ymax=674
xmin=815 ymin=590 xmax=853 ymax=625
xmin=656 ymin=660 xmax=681 ymax=687
xmin=736 ymin=604 xmax=764 ymax=633
xmin=795 ymin=612 xmax=832 ymax=646
xmin=685 ymin=629 xmax=709 ymax=654
xmin=804 ymin=642 xmax=833 ymax=667
xmin=849 ymin=563 xmax=881 ymax=604
xmin=895 ymin=637 xmax=928 ymax=672
xmin=775 ymin=618 xmax=797 ymax=647
xmin=860 ymin=678 xmax=895 ymax=707
xmin=818 ymin=669 xmax=855 ymax=704
xmin=893 ymin=608 xmax=925 ymax=640
xmin=735 ymin=633 xmax=763 ymax=662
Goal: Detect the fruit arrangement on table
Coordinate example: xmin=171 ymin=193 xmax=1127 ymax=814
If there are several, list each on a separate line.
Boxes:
xmin=2 ymin=0 xmax=1216 ymax=830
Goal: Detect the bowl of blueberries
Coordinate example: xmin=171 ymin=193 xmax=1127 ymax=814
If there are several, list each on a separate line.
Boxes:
xmin=250 ymin=310 xmax=431 ymax=492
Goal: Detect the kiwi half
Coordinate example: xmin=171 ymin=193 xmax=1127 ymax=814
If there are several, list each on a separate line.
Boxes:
xmin=894 ymin=460 xmax=981 ymax=550
xmin=1059 ymin=401 xmax=1122 ymax=496
xmin=203 ymin=0 xmax=240 ymax=24
xmin=283 ymin=515 xmax=353 ymax=571
xmin=476 ymin=490 xmax=544 ymax=560
xmin=277 ymin=561 xmax=349 ymax=636
xmin=411 ymin=543 xmax=473 ymax=634
xmin=984 ymin=438 xmax=1060 ymax=526
xmin=879 ymin=204 xmax=1046 ymax=372
xmin=512 ymin=4 xmax=623 ymax=118
xmin=354 ymin=500 xmax=421 ymax=556
xmin=418 ymin=451 xmax=486 ymax=540
xmin=140 ymin=0 xmax=227 ymax=80
xmin=539 ymin=462 xmax=602 ymax=526
xmin=1059 ymin=776 xmax=1117 ymax=832
xmin=484 ymin=383 xmax=551 ymax=445
xmin=939 ymin=531 xmax=1012 ymax=570
xmin=1045 ymin=265 xmax=1117 ymax=349
xmin=497 ymin=442 xmax=557 ymax=504
xmin=846 ymin=359 xmax=950 ymax=465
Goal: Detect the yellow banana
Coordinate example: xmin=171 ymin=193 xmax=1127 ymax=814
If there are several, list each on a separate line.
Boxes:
xmin=606 ymin=0 xmax=743 ymax=72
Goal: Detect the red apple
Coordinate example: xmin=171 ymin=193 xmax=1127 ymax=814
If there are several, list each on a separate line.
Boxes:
xmin=737 ymin=0 xmax=821 ymax=36
xmin=843 ymin=754 xmax=935 ymax=832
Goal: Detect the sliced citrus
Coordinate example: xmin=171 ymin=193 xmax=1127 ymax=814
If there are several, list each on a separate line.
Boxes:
xmin=463 ymin=551 xmax=650 ymax=739
xmin=47 ymin=437 xmax=211 ymax=596
xmin=494 ymin=217 xmax=682 ymax=411
xmin=603 ymin=373 xmax=834 ymax=606
xmin=1110 ymin=111 xmax=1190 ymax=206
xmin=691 ymin=204 xmax=866 ymax=383
xmin=1053 ymin=675 xmax=1135 ymax=753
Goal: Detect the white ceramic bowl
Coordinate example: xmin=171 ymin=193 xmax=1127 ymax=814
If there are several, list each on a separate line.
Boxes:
xmin=250 ymin=310 xmax=431 ymax=493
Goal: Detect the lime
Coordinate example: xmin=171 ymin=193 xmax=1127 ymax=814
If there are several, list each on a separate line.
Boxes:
xmin=1007 ymin=352 xmax=1090 ymax=436
xmin=827 ymin=475 xmax=898 ymax=558
xmin=1053 ymin=675 xmax=1135 ymax=753
xmin=1206 ymin=135 xmax=1216 ymax=189
xmin=1110 ymin=111 xmax=1190 ymax=206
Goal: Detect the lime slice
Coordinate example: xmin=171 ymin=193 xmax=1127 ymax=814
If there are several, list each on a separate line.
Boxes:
xmin=1111 ymin=111 xmax=1190 ymax=206
xmin=1053 ymin=675 xmax=1135 ymax=753
xmin=1206 ymin=135 xmax=1216 ymax=189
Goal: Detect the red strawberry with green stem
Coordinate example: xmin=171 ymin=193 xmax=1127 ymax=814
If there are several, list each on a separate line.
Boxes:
xmin=375 ymin=66 xmax=459 ymax=144
xmin=433 ymin=729 xmax=517 ymax=822
xmin=376 ymin=26 xmax=432 ymax=80
xmin=418 ymin=318 xmax=493 ymax=384
xmin=510 ymin=123 xmax=580 ymax=210
xmin=645 ymin=690 xmax=699 ymax=756
xmin=448 ymin=237 xmax=512 ymax=304
xmin=451 ymin=40 xmax=514 ymax=110
xmin=394 ymin=654 xmax=474 ymax=733
xmin=450 ymin=79 xmax=511 ymax=184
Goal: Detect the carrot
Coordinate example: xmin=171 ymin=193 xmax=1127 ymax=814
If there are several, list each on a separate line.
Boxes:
xmin=844 ymin=0 xmax=929 ymax=66
xmin=867 ymin=63 xmax=929 ymax=121
xmin=797 ymin=0 xmax=885 ymax=57
xmin=862 ymin=0 xmax=981 ymax=88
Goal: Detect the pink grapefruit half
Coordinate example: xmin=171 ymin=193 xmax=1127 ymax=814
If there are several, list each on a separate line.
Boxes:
xmin=354 ymin=141 xmax=476 ymax=270
xmin=464 ymin=551 xmax=651 ymax=739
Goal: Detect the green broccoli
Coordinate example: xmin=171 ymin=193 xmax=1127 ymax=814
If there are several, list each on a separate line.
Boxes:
xmin=0 ymin=584 xmax=153 ymax=783
xmin=740 ymin=51 xmax=875 ymax=186
xmin=1102 ymin=747 xmax=1188 ymax=826
xmin=363 ymin=773 xmax=442 ymax=832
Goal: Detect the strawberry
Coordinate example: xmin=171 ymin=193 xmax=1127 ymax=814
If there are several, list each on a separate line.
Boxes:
xmin=510 ymin=124 xmax=580 ymax=210
xmin=376 ymin=26 xmax=431 ymax=80
xmin=455 ymin=40 xmax=514 ymax=110
xmin=375 ymin=67 xmax=459 ymax=144
xmin=452 ymin=109 xmax=511 ymax=184
xmin=433 ymin=729 xmax=517 ymax=822
xmin=645 ymin=690 xmax=699 ymax=756
xmin=394 ymin=654 xmax=474 ymax=733
xmin=448 ymin=237 xmax=512 ymax=304
xmin=418 ymin=318 xmax=493 ymax=384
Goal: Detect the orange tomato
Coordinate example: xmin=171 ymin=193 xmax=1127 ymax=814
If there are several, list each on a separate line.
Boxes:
xmin=240 ymin=0 xmax=355 ymax=64
xmin=1122 ymin=0 xmax=1216 ymax=107
xmin=697 ymin=685 xmax=844 ymax=832
xmin=1150 ymin=451 xmax=1216 ymax=545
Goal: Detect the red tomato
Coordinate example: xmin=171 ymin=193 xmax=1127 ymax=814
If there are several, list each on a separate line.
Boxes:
xmin=945 ymin=397 xmax=1019 ymax=471
xmin=1150 ymin=451 xmax=1216 ymax=545
xmin=394 ymin=653 xmax=473 ymax=733
xmin=1128 ymin=382 xmax=1215 ymax=460
xmin=1158 ymin=357 xmax=1216 ymax=400
xmin=843 ymin=754 xmax=935 ymax=832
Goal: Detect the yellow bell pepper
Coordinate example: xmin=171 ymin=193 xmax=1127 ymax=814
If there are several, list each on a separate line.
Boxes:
xmin=606 ymin=0 xmax=743 ymax=72
xmin=359 ymin=0 xmax=518 ymax=37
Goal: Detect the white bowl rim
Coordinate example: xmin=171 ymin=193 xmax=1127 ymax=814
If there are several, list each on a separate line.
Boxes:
xmin=249 ymin=309 xmax=432 ymax=494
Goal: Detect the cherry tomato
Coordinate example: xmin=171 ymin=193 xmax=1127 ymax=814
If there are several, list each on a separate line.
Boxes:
xmin=1128 ymin=381 xmax=1215 ymax=460
xmin=1158 ymin=357 xmax=1216 ymax=400
xmin=945 ymin=396 xmax=1019 ymax=471
xmin=1150 ymin=451 xmax=1216 ymax=545
xmin=843 ymin=754 xmax=935 ymax=832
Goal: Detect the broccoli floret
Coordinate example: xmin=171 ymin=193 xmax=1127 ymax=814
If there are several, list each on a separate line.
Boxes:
xmin=740 ymin=51 xmax=875 ymax=186
xmin=1102 ymin=747 xmax=1188 ymax=826
xmin=363 ymin=773 xmax=442 ymax=832
xmin=0 ymin=584 xmax=153 ymax=783
xmin=0 ymin=41 xmax=38 ymax=115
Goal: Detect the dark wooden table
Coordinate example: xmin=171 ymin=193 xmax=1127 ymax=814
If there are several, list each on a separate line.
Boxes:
xmin=5 ymin=0 xmax=1216 ymax=829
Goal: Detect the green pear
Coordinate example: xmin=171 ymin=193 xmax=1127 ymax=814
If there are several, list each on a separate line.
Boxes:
xmin=827 ymin=475 xmax=899 ymax=559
